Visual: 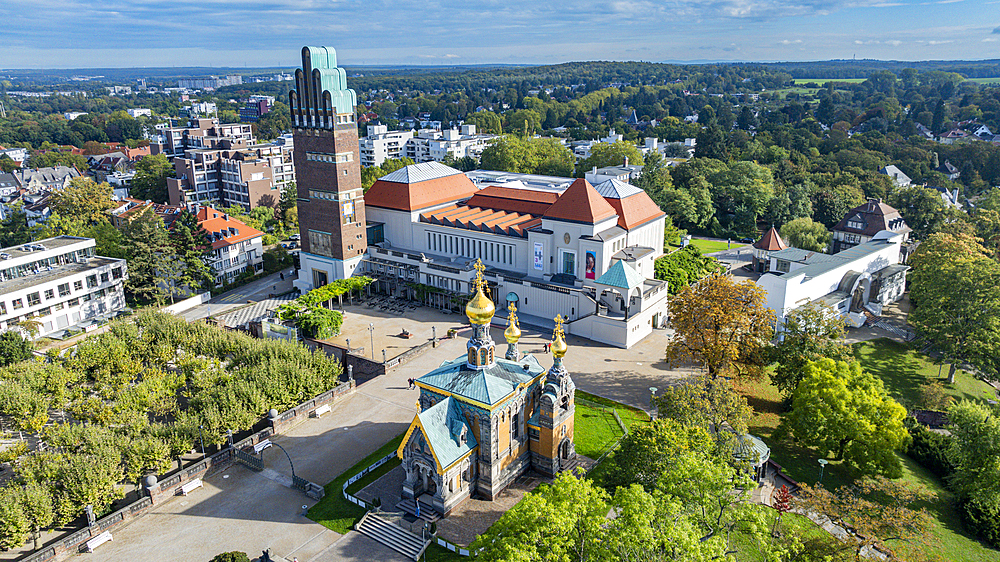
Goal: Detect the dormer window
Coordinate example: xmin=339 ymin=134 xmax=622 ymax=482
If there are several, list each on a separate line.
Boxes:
xmin=848 ymin=220 xmax=863 ymax=230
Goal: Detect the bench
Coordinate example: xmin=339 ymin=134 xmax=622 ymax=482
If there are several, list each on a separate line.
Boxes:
xmin=85 ymin=531 xmax=113 ymax=552
xmin=313 ymin=404 xmax=332 ymax=418
xmin=179 ymin=478 xmax=203 ymax=496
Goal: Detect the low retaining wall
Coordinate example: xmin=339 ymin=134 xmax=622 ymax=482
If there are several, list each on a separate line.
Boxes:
xmin=161 ymin=292 xmax=211 ymax=315
xmin=308 ymin=336 xmax=440 ymax=385
xmin=18 ymin=380 xmax=356 ymax=562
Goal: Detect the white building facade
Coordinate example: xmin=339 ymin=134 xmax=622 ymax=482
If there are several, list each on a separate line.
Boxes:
xmin=0 ymin=237 xmax=128 ymax=338
xmin=359 ymin=125 xmax=413 ymax=167
xmin=756 ymin=231 xmax=909 ymax=329
xmin=357 ymin=163 xmax=669 ymax=348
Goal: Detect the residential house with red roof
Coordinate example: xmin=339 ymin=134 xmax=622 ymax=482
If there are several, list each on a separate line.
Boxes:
xmin=194 ymin=205 xmax=264 ymax=286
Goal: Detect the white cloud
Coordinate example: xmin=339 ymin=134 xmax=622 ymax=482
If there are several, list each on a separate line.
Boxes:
xmin=779 ymin=39 xmax=803 ymax=44
xmin=885 ymin=39 xmax=902 ymax=46
xmin=927 ymin=40 xmax=954 ymax=44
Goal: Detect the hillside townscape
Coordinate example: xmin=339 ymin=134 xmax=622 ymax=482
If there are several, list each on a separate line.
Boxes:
xmin=3 ymin=19 xmax=1000 ymax=562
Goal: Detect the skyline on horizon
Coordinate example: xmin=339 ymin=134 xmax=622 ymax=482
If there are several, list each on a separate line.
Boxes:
xmin=4 ymin=0 xmax=1000 ymax=69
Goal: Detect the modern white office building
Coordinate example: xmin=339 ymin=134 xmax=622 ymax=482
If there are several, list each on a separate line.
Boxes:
xmin=0 ymin=236 xmax=128 ymax=338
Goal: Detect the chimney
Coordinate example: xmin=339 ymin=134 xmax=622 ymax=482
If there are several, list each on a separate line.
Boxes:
xmin=624 ymin=156 xmax=629 ymax=167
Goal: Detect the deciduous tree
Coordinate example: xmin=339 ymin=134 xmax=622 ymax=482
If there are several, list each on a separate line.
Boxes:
xmin=780 ymin=217 xmax=831 ymax=253
xmin=665 ymin=274 xmax=775 ymax=381
xmin=909 ymin=232 xmax=1000 ymax=383
xmin=131 ymin=153 xmax=174 ymax=203
xmin=0 ymin=330 xmax=34 ymax=367
xmin=653 ymin=374 xmax=753 ymax=456
xmin=776 ymin=359 xmax=910 ymax=477
xmin=795 ymin=477 xmax=935 ymax=561
xmin=769 ymin=302 xmax=848 ymax=396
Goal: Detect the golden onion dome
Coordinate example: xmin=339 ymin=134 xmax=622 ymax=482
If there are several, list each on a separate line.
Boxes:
xmin=504 ymin=306 xmax=521 ymax=344
xmin=465 ymin=283 xmax=495 ymax=324
xmin=551 ymin=315 xmax=568 ymax=359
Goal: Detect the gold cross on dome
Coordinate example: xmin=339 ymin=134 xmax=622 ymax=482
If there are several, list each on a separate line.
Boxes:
xmin=553 ymin=314 xmax=564 ymax=332
xmin=473 ymin=258 xmax=486 ymax=283
xmin=507 ymin=302 xmax=517 ymax=314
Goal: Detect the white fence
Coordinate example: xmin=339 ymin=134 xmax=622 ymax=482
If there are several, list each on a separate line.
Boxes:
xmin=342 ymin=451 xmax=397 ymax=508
xmin=342 ymin=450 xmax=473 ymax=557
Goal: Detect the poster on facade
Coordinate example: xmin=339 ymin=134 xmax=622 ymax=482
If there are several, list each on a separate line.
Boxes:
xmin=585 ymin=251 xmax=596 ymax=279
xmin=533 ymin=242 xmax=543 ymax=270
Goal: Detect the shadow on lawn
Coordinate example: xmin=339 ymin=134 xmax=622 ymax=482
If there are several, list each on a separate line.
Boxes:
xmin=853 ymin=340 xmax=935 ymax=406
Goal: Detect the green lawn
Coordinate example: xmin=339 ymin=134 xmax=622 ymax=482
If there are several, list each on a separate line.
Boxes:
xmin=852 ymin=338 xmax=996 ymax=409
xmin=574 ymin=390 xmax=650 ymax=460
xmin=677 ymin=238 xmax=746 ymax=254
xmin=736 ymin=341 xmax=1000 ymax=561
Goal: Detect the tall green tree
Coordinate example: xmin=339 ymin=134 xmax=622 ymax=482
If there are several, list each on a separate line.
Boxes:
xmin=776 ymin=358 xmax=910 ymax=477
xmin=0 ymin=331 xmax=34 ymax=367
xmin=123 ymin=209 xmax=178 ymax=305
xmin=131 ymin=154 xmax=174 ymax=203
xmin=49 ymin=177 xmax=116 ymax=225
xmin=653 ymin=374 xmax=753 ymax=456
xmin=909 ymin=232 xmax=1000 ymax=383
xmin=0 ymin=208 xmax=31 ymax=247
xmin=576 ymin=140 xmax=644 ymax=173
xmin=170 ymin=210 xmax=215 ymax=296
xmin=769 ymin=302 xmax=848 ymax=396
xmin=780 ymin=217 xmax=831 ymax=252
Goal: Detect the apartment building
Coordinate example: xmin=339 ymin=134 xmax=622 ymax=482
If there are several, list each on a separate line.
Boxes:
xmin=154 ymin=118 xmax=293 ymax=210
xmin=404 ymin=125 xmax=496 ymax=163
xmin=152 ymin=118 xmax=254 ymax=158
xmin=0 ymin=236 xmax=128 ymax=338
xmin=359 ymin=124 xmax=413 ymax=167
xmin=194 ymin=206 xmax=264 ymax=286
xmin=178 ymin=76 xmax=243 ymax=89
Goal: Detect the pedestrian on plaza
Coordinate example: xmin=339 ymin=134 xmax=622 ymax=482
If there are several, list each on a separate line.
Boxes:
xmin=280 ymin=272 xmax=285 ymax=281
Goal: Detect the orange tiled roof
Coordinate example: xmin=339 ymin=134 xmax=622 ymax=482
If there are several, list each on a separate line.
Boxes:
xmin=196 ymin=206 xmax=263 ymax=249
xmin=464 ymin=186 xmax=558 ymax=216
xmin=543 ymin=179 xmax=617 ymax=224
xmin=420 ymin=204 xmax=540 ymax=238
xmin=365 ymin=173 xmax=478 ymax=211
xmin=604 ymin=191 xmax=665 ymax=230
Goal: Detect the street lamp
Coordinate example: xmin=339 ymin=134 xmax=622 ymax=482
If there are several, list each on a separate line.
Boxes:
xmin=368 ymin=323 xmax=375 ymax=358
xmin=226 ymin=429 xmax=234 ymax=448
xmin=649 ymin=387 xmax=658 ymax=418
xmin=198 ymin=425 xmax=206 ymax=456
xmin=817 ymin=458 xmax=829 ymax=485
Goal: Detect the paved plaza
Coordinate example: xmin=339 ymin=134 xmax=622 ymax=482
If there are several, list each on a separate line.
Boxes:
xmin=27 ymin=292 xmax=697 ymax=562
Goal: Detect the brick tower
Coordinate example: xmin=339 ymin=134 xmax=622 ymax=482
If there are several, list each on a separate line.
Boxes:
xmin=290 ymin=45 xmax=367 ymax=292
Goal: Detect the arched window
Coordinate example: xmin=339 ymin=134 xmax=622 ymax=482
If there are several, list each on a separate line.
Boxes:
xmin=468 ymin=348 xmax=476 ymax=364
xmin=480 ymin=348 xmax=488 ymax=365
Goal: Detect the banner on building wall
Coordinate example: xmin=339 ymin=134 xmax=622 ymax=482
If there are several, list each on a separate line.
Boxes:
xmin=585 ymin=251 xmax=596 ymax=279
xmin=533 ymin=242 xmax=543 ymax=270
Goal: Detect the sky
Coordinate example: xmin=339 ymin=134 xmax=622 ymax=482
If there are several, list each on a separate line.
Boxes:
xmin=2 ymin=0 xmax=1000 ymax=68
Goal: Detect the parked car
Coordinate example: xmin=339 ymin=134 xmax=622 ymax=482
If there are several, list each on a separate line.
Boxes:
xmin=289 ymin=234 xmax=301 ymax=241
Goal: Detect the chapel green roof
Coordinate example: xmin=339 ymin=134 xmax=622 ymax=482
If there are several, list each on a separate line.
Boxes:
xmin=418 ymin=354 xmax=543 ymax=407
xmin=415 ymin=396 xmax=478 ymax=471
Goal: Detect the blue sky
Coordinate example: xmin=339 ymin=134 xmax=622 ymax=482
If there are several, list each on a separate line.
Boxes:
xmin=3 ymin=0 xmax=999 ymax=68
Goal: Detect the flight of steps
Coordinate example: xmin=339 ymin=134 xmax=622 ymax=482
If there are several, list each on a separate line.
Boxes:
xmin=863 ymin=310 xmax=913 ymax=341
xmin=356 ymin=511 xmax=430 ymax=561
xmin=395 ymin=497 xmax=441 ymax=522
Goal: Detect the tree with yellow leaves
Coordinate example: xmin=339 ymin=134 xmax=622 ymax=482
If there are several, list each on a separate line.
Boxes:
xmin=665 ymin=273 xmax=775 ymax=381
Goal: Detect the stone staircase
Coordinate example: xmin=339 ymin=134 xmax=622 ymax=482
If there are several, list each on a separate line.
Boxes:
xmin=395 ymin=497 xmax=441 ymax=522
xmin=356 ymin=511 xmax=431 ymax=561
xmin=863 ymin=310 xmax=914 ymax=341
